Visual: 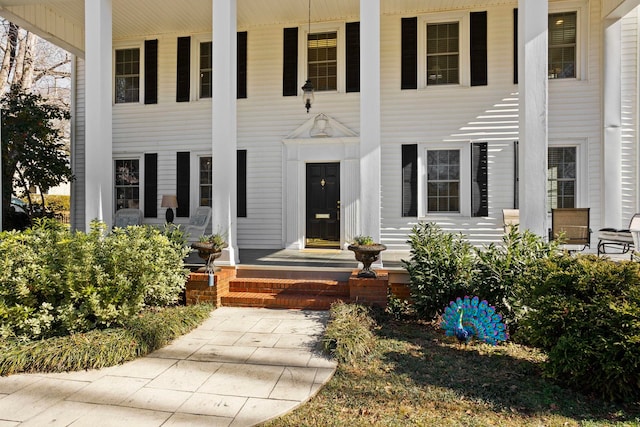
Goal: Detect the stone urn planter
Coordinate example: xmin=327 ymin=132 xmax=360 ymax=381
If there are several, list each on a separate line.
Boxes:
xmin=348 ymin=237 xmax=387 ymax=278
xmin=191 ymin=239 xmax=227 ymax=273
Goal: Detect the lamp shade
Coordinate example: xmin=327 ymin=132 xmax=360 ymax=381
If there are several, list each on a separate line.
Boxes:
xmin=161 ymin=195 xmax=178 ymax=208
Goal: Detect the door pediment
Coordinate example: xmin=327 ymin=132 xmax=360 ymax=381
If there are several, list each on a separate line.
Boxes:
xmin=284 ymin=113 xmax=358 ymax=143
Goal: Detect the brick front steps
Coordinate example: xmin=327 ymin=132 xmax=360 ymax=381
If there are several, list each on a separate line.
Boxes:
xmin=222 ymin=277 xmax=349 ymax=309
xmin=185 ymin=266 xmax=408 ymax=310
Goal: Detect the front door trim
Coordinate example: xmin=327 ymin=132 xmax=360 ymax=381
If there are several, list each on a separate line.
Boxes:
xmin=282 ymin=133 xmax=359 ymax=250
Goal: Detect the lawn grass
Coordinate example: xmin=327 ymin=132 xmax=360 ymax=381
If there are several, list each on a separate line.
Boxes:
xmin=0 ymin=303 xmax=213 ymax=375
xmin=267 ymin=315 xmax=640 ymax=427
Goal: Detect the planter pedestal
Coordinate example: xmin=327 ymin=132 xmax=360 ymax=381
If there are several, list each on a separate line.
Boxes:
xmin=191 ymin=242 xmax=225 ymax=273
xmin=347 ymin=244 xmax=387 ymax=278
xmin=349 ymin=271 xmax=389 ymax=309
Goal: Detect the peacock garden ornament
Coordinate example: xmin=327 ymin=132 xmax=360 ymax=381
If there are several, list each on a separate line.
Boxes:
xmin=441 ymin=296 xmax=508 ymax=345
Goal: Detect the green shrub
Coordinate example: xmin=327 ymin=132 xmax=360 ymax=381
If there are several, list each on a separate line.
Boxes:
xmin=403 ymin=223 xmax=475 ymax=320
xmin=472 ymin=227 xmax=559 ymax=331
xmin=518 ymin=255 xmax=640 ymax=402
xmin=0 ymin=304 xmax=212 ymax=375
xmin=0 ymin=220 xmax=190 ymax=340
xmin=43 ymin=194 xmax=70 ymax=212
xmin=323 ymin=302 xmax=376 ymax=363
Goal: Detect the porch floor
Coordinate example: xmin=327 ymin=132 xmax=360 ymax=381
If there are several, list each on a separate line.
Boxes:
xmin=185 ymin=248 xmax=410 ymax=271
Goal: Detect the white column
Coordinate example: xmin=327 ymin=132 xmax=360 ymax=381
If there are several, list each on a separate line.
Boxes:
xmin=359 ymin=0 xmax=381 ymax=244
xmin=212 ymin=0 xmax=238 ymax=264
xmin=518 ymin=0 xmax=548 ymax=237
xmin=603 ymin=19 xmax=623 ymax=229
xmin=84 ymin=0 xmax=113 ymax=231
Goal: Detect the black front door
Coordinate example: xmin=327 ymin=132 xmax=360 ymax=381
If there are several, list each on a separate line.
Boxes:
xmin=306 ymin=163 xmax=340 ymax=248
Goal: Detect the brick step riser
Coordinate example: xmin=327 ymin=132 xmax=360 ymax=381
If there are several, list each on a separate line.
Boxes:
xmin=236 ymin=268 xmax=352 ymax=282
xmin=228 ymin=285 xmax=349 ymax=296
xmin=220 ymin=295 xmax=347 ymax=310
xmin=229 ymin=280 xmax=349 ymax=296
xmin=229 ymin=288 xmax=350 ymax=298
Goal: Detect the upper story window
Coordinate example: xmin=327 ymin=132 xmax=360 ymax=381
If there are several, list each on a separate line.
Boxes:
xmin=115 ymin=48 xmax=140 ymax=103
xmin=199 ymin=156 xmax=212 ymax=207
xmin=426 ymin=22 xmax=459 ymax=85
xmin=200 ymin=42 xmax=213 ymax=98
xmin=548 ymin=12 xmax=576 ymax=79
xmin=308 ymin=32 xmax=337 ymax=91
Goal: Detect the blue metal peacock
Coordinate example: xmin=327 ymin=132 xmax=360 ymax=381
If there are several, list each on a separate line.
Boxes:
xmin=441 ymin=296 xmax=508 ymax=345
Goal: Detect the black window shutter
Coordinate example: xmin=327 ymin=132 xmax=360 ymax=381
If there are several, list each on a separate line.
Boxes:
xmin=283 ymin=27 xmax=298 ymax=96
xmin=513 ymin=140 xmax=519 ymax=208
xmin=144 ymin=153 xmax=157 ymax=218
xmin=471 ymin=142 xmax=489 ymax=217
xmin=513 ymin=9 xmax=518 ymax=84
xmin=401 ymin=17 xmax=418 ymax=90
xmin=176 ymin=152 xmax=190 ymax=217
xmin=144 ymin=40 xmax=158 ymax=104
xmin=237 ymin=150 xmax=247 ymax=218
xmin=346 ymin=22 xmax=360 ymax=93
xmin=402 ymin=144 xmax=418 ymax=217
xmin=237 ymin=31 xmax=247 ymax=99
xmin=176 ymin=37 xmax=191 ymax=102
xmin=470 ymin=11 xmax=488 ymax=86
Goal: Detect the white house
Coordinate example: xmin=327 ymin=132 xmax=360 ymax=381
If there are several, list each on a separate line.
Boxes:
xmin=0 ymin=0 xmax=639 ymax=266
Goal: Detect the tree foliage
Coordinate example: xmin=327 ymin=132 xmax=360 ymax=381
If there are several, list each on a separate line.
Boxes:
xmin=1 ymin=86 xmax=72 ymax=228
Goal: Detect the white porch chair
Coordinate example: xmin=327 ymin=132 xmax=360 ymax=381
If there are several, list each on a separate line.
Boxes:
xmin=628 ymin=214 xmax=640 ymax=258
xmin=185 ymin=206 xmax=212 ymax=243
xmin=113 ymin=208 xmax=143 ymax=228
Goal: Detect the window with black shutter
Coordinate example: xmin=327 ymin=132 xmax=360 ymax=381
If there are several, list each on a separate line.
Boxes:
xmin=471 ymin=142 xmax=488 ymax=217
xmin=237 ymin=150 xmax=247 ymax=218
xmin=345 ymin=22 xmax=360 ymax=93
xmin=283 ymin=27 xmax=298 ymax=96
xmin=176 ymin=152 xmax=190 ymax=217
xmin=237 ymin=31 xmax=247 ymax=99
xmin=176 ymin=37 xmax=191 ymax=102
xmin=470 ymin=12 xmax=487 ymax=86
xmin=144 ymin=153 xmax=157 ymax=217
xmin=402 ymin=145 xmax=418 ymax=217
xmin=144 ymin=40 xmax=158 ymax=104
xmin=401 ymin=17 xmax=418 ymax=90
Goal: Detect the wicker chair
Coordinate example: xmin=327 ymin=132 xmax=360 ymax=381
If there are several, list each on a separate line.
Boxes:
xmin=550 ymin=208 xmax=591 ymax=251
xmin=113 ymin=208 xmax=143 ymax=228
xmin=184 ymin=206 xmax=212 ymax=243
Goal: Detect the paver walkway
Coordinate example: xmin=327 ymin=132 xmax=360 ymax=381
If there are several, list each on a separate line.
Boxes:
xmin=0 ymin=307 xmax=337 ymax=427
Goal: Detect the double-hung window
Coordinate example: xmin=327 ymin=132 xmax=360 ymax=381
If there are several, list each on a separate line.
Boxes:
xmin=548 ymin=147 xmax=576 ymax=209
xmin=199 ymin=156 xmax=212 ymax=207
xmin=426 ymin=22 xmax=459 ymax=85
xmin=115 ymin=48 xmax=140 ymax=103
xmin=308 ymin=32 xmax=337 ymax=91
xmin=115 ymin=159 xmax=140 ymax=210
xmin=427 ymin=149 xmax=460 ymax=212
xmin=548 ymin=11 xmax=577 ymax=79
xmin=403 ymin=142 xmax=483 ymax=217
xmin=200 ymin=42 xmax=213 ymax=98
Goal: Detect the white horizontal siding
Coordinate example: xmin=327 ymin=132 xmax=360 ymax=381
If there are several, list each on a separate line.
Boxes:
xmin=92 ymin=2 xmax=611 ymax=250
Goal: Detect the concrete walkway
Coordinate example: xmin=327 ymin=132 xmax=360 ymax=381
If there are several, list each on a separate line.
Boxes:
xmin=0 ymin=307 xmax=337 ymax=427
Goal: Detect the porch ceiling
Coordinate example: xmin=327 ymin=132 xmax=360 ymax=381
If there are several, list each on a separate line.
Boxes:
xmin=0 ymin=0 xmax=519 ymax=41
